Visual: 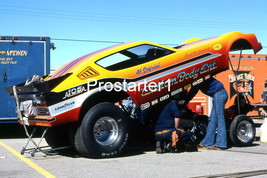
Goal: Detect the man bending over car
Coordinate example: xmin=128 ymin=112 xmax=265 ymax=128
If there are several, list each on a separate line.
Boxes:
xmin=154 ymin=95 xmax=195 ymax=153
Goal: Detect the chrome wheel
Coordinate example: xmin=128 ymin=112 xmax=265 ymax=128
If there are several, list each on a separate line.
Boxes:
xmin=93 ymin=117 xmax=119 ymax=146
xmin=77 ymin=102 xmax=128 ymax=158
xmin=236 ymin=120 xmax=254 ymax=143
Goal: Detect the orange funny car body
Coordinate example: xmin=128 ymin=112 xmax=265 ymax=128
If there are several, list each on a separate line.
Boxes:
xmin=8 ymin=32 xmax=261 ymax=127
xmin=7 ymin=31 xmax=262 ymax=158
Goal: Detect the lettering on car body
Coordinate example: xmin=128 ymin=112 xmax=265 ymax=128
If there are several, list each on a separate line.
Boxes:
xmin=63 ymin=85 xmax=87 ymax=99
xmin=136 ymin=63 xmax=160 ymax=75
xmin=140 ymin=102 xmax=150 ymax=110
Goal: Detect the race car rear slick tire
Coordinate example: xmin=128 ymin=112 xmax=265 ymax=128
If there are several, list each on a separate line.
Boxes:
xmin=44 ymin=125 xmax=72 ymax=149
xmin=229 ymin=115 xmax=255 ymax=146
xmin=78 ymin=102 xmax=129 ymax=158
xmin=74 ymin=126 xmax=88 ymax=156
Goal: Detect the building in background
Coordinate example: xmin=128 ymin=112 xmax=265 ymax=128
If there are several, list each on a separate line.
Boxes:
xmin=190 ymin=54 xmax=267 ymax=115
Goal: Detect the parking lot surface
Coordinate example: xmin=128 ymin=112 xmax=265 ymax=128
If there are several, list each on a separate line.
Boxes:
xmin=1 ymin=122 xmax=267 ymax=178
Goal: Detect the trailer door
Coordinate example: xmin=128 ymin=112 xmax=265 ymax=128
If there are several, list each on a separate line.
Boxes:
xmin=0 ymin=39 xmax=49 ymax=120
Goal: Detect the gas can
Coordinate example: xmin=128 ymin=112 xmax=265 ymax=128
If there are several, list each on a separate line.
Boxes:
xmin=260 ymin=118 xmax=267 ymax=143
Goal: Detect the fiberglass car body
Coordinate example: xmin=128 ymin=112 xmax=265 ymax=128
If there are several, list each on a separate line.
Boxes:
xmin=7 ymin=31 xmax=262 ymax=157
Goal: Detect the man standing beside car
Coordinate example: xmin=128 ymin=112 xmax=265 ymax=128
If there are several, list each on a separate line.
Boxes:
xmin=186 ymin=77 xmax=228 ymax=150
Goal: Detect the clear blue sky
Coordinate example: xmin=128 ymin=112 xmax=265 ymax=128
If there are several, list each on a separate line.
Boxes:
xmin=1 ymin=0 xmax=267 ymax=69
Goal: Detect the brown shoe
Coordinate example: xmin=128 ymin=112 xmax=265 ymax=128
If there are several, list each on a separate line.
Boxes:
xmin=198 ymin=144 xmax=207 ymax=149
xmin=207 ymin=146 xmax=225 ymax=150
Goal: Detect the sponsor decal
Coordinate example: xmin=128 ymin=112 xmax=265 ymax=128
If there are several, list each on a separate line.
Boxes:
xmin=63 ymin=85 xmax=87 ymax=99
xmin=205 ymin=74 xmax=211 ymax=80
xmin=192 ymin=78 xmax=203 ymax=86
xmin=184 ymin=84 xmax=191 ymax=90
xmin=200 ymin=60 xmax=217 ymax=74
xmin=54 ymin=101 xmax=75 ymax=111
xmin=159 ymin=94 xmax=170 ymax=102
xmin=141 ymin=102 xmax=150 ymax=110
xmin=213 ymin=44 xmax=222 ymax=51
xmin=177 ymin=61 xmax=217 ymax=83
xmin=185 ymin=48 xmax=210 ymax=57
xmin=171 ymin=88 xmax=183 ymax=96
xmin=136 ymin=63 xmax=160 ymax=75
xmin=151 ymin=99 xmax=159 ymax=106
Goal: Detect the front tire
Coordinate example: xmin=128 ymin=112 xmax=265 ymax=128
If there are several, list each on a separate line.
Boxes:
xmin=229 ymin=115 xmax=255 ymax=146
xmin=75 ymin=102 xmax=128 ymax=158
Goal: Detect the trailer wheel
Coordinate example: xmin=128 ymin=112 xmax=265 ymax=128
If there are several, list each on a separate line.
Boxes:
xmin=76 ymin=102 xmax=128 ymax=158
xmin=229 ymin=115 xmax=255 ymax=146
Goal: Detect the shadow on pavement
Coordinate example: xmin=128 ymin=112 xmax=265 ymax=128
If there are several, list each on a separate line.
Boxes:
xmin=0 ymin=123 xmax=27 ymax=138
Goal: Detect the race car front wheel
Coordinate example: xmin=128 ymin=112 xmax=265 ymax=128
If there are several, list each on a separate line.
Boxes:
xmin=229 ymin=115 xmax=255 ymax=146
xmin=75 ymin=102 xmax=129 ymax=158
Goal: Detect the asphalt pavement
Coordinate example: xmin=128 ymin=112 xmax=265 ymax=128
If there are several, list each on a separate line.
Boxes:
xmin=1 ymin=122 xmax=267 ymax=178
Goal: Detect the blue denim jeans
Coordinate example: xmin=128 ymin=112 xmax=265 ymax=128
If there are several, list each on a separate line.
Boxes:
xmin=201 ymin=89 xmax=228 ymax=148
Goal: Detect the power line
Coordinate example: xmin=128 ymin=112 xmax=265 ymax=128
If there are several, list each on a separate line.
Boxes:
xmin=51 ymin=38 xmax=179 ymax=46
xmin=1 ymin=4 xmax=267 ymax=29
xmin=51 ymin=38 xmax=124 ymax=44
xmin=51 ymin=38 xmax=267 ymax=49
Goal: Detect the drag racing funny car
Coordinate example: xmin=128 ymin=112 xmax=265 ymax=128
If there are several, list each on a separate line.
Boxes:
xmin=6 ymin=31 xmax=262 ymax=158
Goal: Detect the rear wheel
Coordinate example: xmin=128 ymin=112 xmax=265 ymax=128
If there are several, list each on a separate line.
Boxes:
xmin=75 ymin=102 xmax=128 ymax=158
xmin=229 ymin=115 xmax=255 ymax=146
xmin=44 ymin=125 xmax=72 ymax=148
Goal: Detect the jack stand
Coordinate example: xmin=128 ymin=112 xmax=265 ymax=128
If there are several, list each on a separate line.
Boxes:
xmin=13 ymin=86 xmax=71 ymax=157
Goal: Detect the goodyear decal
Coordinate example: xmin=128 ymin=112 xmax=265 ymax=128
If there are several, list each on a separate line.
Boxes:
xmin=54 ymin=101 xmax=75 ymax=111
xmin=50 ymin=99 xmax=76 ymax=116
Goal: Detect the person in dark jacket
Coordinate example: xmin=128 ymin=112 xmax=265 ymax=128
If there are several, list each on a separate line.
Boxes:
xmin=154 ymin=96 xmax=193 ymax=153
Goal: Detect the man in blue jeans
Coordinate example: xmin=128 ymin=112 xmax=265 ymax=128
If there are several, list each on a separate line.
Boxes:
xmin=186 ymin=77 xmax=228 ymax=150
xmin=154 ymin=97 xmax=193 ymax=153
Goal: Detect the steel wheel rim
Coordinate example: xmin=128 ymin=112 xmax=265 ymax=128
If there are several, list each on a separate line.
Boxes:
xmin=93 ymin=117 xmax=119 ymax=146
xmin=237 ymin=120 xmax=253 ymax=143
